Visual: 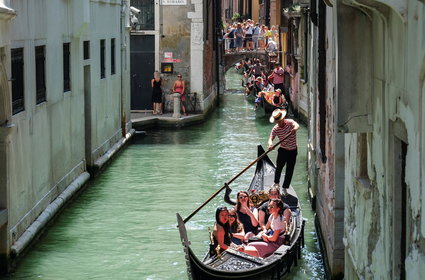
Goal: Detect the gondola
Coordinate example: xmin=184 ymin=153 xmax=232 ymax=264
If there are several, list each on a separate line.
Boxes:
xmin=255 ymin=92 xmax=288 ymax=119
xmin=245 ymin=86 xmax=257 ymax=103
xmin=177 ymin=145 xmax=305 ymax=280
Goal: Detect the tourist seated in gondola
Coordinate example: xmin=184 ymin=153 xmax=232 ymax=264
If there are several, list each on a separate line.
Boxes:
xmin=212 ymin=207 xmax=244 ymax=254
xmin=258 ymin=187 xmax=291 ymax=232
xmin=243 ymin=58 xmax=251 ymax=73
xmin=272 ymin=89 xmax=287 ymax=108
xmin=228 ymin=207 xmax=245 ymax=245
xmin=245 ymin=81 xmax=254 ymax=96
xmin=254 ymin=77 xmax=265 ymax=92
xmin=236 ymin=191 xmax=259 ymax=241
xmin=255 ymin=91 xmax=264 ymax=108
xmin=244 ymin=199 xmax=289 ymax=258
xmin=212 ymin=207 xmax=232 ymax=252
xmin=249 ymin=59 xmax=263 ymax=78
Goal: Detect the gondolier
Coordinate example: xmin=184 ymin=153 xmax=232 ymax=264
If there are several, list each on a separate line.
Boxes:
xmin=268 ymin=109 xmax=299 ymax=196
xmin=176 ymin=145 xmax=305 ymax=279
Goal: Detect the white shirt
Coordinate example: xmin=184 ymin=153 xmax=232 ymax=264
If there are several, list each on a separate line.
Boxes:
xmin=269 ymin=214 xmax=286 ymax=232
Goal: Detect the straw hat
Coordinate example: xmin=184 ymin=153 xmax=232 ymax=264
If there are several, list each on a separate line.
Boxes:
xmin=269 ymin=109 xmax=287 ymax=123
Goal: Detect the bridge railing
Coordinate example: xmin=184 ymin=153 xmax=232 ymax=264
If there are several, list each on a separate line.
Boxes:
xmin=222 ymin=37 xmax=279 ymax=55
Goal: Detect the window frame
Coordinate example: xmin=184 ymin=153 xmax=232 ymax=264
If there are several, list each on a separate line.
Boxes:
xmin=11 ymin=47 xmax=25 ymax=115
xmin=35 ymin=45 xmax=46 ymax=104
xmin=63 ymin=42 xmax=71 ymax=92
xmin=111 ymin=38 xmax=116 ymax=75
xmin=100 ymin=39 xmax=105 ymax=79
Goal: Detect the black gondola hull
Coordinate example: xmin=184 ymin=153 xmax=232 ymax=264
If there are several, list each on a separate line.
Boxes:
xmin=177 ymin=145 xmax=304 ymax=279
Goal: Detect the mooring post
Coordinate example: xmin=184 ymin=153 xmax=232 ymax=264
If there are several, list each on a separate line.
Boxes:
xmin=172 ymin=93 xmax=181 ymax=118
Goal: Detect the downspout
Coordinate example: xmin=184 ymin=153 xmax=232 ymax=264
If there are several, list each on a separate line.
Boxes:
xmin=214 ymin=0 xmax=221 ymax=106
xmin=120 ymin=0 xmax=129 ymax=137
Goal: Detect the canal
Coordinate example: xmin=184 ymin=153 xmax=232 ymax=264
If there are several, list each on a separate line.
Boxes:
xmin=4 ymin=69 xmax=325 ymax=279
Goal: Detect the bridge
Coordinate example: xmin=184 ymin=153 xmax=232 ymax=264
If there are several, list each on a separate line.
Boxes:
xmin=222 ymin=50 xmax=276 ymax=73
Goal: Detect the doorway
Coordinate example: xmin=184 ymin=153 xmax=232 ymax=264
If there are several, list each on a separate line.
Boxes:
xmin=130 ymin=35 xmax=155 ymax=111
xmin=392 ymin=130 xmax=408 ymax=279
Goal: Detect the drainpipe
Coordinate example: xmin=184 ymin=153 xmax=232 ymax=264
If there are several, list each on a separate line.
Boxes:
xmin=214 ymin=0 xmax=221 ymax=106
xmin=120 ymin=0 xmax=129 ymax=137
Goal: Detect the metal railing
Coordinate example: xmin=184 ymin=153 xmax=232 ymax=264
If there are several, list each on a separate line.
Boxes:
xmin=222 ymin=37 xmax=279 ymax=54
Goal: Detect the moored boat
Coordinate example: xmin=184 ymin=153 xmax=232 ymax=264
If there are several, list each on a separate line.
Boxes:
xmin=177 ymin=145 xmax=305 ymax=279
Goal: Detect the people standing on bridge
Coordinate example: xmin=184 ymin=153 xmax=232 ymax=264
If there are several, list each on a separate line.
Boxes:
xmin=268 ymin=109 xmax=299 ymax=196
xmin=271 ymin=25 xmax=279 ymax=42
xmin=235 ymin=23 xmax=244 ymax=52
xmin=151 ymin=71 xmax=163 ymax=115
xmin=173 ymin=74 xmax=187 ymax=116
xmin=244 ymin=20 xmax=254 ymax=51
xmin=253 ymin=23 xmax=261 ymax=50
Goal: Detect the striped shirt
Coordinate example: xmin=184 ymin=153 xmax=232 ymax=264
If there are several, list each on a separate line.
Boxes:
xmin=270 ymin=119 xmax=297 ymax=150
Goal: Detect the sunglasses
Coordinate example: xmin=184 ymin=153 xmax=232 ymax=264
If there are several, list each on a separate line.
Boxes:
xmin=239 ymin=195 xmax=248 ymax=199
xmin=269 ymin=192 xmax=279 ymax=196
xmin=177 ymin=76 xmax=182 ymax=78
xmin=268 ymin=205 xmax=276 ymax=209
xmin=228 ymin=214 xmax=237 ymax=218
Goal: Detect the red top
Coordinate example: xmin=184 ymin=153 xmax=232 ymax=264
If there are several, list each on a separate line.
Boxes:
xmin=174 ymin=82 xmax=184 ymax=93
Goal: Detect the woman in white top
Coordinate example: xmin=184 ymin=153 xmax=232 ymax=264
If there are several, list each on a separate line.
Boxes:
xmin=243 ymin=199 xmax=288 ymax=258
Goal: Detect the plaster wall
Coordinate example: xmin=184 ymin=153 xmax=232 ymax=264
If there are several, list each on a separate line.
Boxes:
xmin=341 ymin=0 xmax=425 ymax=278
xmin=160 ymin=0 xmax=216 ymax=113
xmin=6 ymin=0 xmax=129 ymax=252
xmin=160 ymin=3 xmax=191 ymax=92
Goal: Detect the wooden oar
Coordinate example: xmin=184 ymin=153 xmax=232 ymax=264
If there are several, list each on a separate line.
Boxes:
xmin=183 ymin=133 xmax=292 ymax=223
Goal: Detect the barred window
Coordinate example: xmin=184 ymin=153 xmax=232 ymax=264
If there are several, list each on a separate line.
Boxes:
xmin=130 ymin=0 xmax=154 ymax=30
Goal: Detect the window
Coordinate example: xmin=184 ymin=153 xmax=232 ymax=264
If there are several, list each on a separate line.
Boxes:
xmin=83 ymin=41 xmax=90 ymax=60
xmin=11 ymin=48 xmax=25 ymax=114
xmin=63 ymin=43 xmax=71 ymax=92
xmin=111 ymin=38 xmax=115 ymax=75
xmin=35 ymin=46 xmax=46 ymax=104
xmin=100 ymin=39 xmax=105 ymax=79
xmin=130 ymin=0 xmax=154 ymax=30
xmin=357 ymin=133 xmax=369 ymax=178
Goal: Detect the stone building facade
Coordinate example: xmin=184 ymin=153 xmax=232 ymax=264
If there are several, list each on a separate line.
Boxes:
xmin=0 ymin=0 xmax=132 ymax=273
xmin=304 ymin=0 xmax=425 ymax=278
xmin=130 ymin=0 xmax=219 ymax=114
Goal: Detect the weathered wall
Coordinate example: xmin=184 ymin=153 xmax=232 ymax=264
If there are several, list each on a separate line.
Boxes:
xmin=160 ymin=0 xmax=217 ymax=113
xmin=341 ymin=0 xmax=425 ymax=278
xmin=0 ymin=1 xmax=16 ymax=272
xmin=1 ymin=0 xmax=131 ymax=271
xmin=307 ymin=0 xmax=345 ymax=277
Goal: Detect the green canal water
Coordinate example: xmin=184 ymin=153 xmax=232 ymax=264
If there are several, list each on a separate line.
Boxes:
xmin=4 ymin=69 xmax=325 ymax=279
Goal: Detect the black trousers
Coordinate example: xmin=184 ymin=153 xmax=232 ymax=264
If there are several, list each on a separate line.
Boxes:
xmin=274 ymin=147 xmax=297 ymax=189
